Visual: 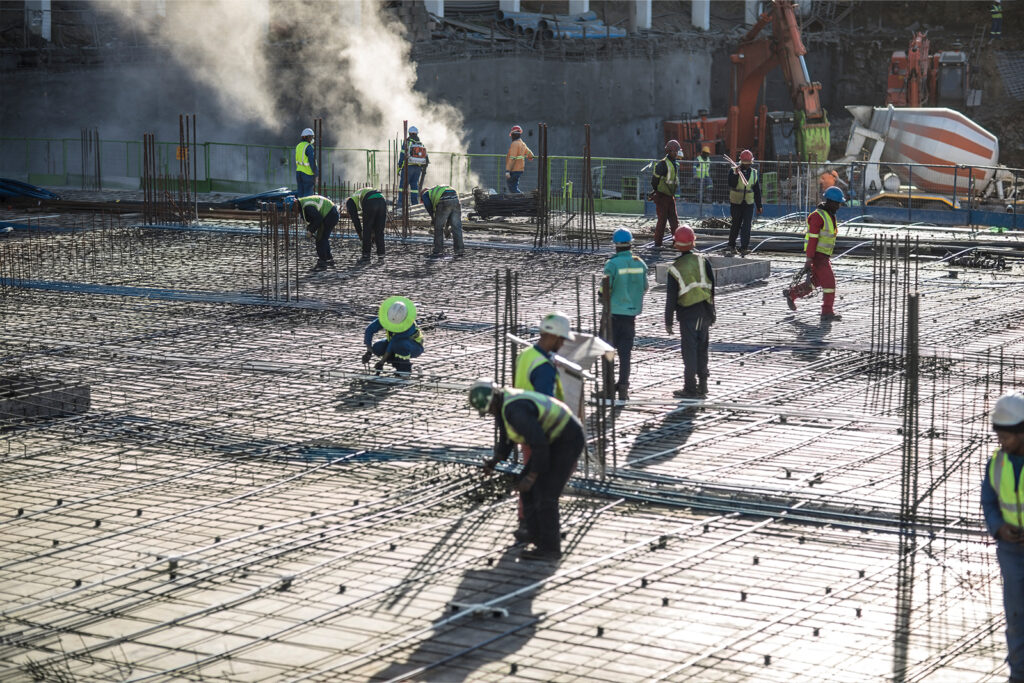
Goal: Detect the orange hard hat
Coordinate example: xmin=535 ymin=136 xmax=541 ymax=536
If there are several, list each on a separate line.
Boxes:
xmin=510 ymin=125 xmax=523 ymax=136
xmin=673 ymin=225 xmax=696 ymax=252
xmin=739 ymin=149 xmax=754 ymax=162
xmin=665 ymin=139 xmax=681 ymax=154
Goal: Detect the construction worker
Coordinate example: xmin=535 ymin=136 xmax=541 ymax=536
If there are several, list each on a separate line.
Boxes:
xmin=515 ymin=312 xmax=572 ymax=401
xmin=345 ymin=187 xmax=387 ymax=264
xmin=727 ymin=149 xmax=763 ymax=256
xmin=818 ymin=168 xmax=849 ymax=196
xmin=421 ymin=185 xmax=465 ymax=258
xmin=295 ymin=127 xmax=318 ymax=198
xmin=598 ymin=228 xmax=648 ymax=400
xmin=505 ymin=125 xmax=534 ymax=194
xmin=784 ymin=186 xmax=845 ymax=322
xmin=693 ymin=146 xmax=713 ymax=204
xmin=397 ymin=126 xmax=429 ymax=209
xmin=286 ymin=194 xmax=337 ymax=271
xmin=665 ymin=225 xmax=715 ymax=399
xmin=982 ymin=391 xmax=1024 ymax=680
xmin=471 ymin=379 xmax=585 ymax=562
xmin=650 ymin=139 xmax=681 ymax=248
xmin=991 ymin=1 xmax=1002 ymax=39
xmin=362 ymin=296 xmax=424 ymax=375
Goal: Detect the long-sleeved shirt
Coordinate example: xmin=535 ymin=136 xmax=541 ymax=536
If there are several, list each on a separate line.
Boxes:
xmin=506 ymin=139 xmax=534 ymax=172
xmin=302 ymin=202 xmax=332 ymax=236
xmin=524 ymin=345 xmax=558 ymax=397
xmin=493 ymin=399 xmax=580 ymax=476
xmin=982 ymin=450 xmax=1024 ymax=538
xmin=665 ymin=253 xmax=716 ymax=327
xmin=728 ymin=166 xmax=762 ymax=209
xmin=363 ymin=319 xmax=422 ymax=354
xmin=805 ymin=203 xmax=837 ymax=258
xmin=602 ymin=250 xmax=649 ymax=316
xmin=421 ymin=187 xmax=456 ymax=218
xmin=651 ymin=157 xmax=679 ymax=192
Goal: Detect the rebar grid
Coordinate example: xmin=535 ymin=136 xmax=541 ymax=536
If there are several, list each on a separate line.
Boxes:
xmin=1 ymin=216 xmax=1023 ymax=680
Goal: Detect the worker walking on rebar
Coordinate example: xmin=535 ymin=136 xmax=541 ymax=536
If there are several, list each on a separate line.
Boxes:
xmin=286 ymin=195 xmax=337 ymax=272
xmin=471 ymin=379 xmax=584 ymax=562
xmin=784 ymin=186 xmax=845 ymax=322
xmin=650 ymin=139 xmax=681 ymax=248
xmin=505 ymin=125 xmax=534 ymax=194
xmin=422 ymin=185 xmax=465 ymax=258
xmin=982 ymin=391 xmax=1024 ymax=681
xmin=362 ymin=296 xmax=424 ymax=376
xmin=346 ymin=187 xmax=387 ymax=264
xmin=597 ymin=229 xmax=648 ymax=401
xmin=397 ymin=126 xmax=429 ymax=209
xmin=693 ymin=146 xmax=713 ymax=204
xmin=727 ymin=149 xmax=763 ymax=256
xmin=295 ymin=127 xmax=318 ymax=198
xmin=665 ymin=225 xmax=715 ymax=399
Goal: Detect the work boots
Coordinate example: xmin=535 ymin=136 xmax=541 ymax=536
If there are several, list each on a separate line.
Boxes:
xmin=698 ymin=376 xmax=709 ymax=398
xmin=616 ymin=383 xmax=629 ymax=401
xmin=820 ymin=312 xmax=843 ymax=322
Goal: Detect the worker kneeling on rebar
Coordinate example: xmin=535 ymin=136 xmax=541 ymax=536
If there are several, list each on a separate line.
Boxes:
xmin=470 ymin=379 xmax=584 ymax=562
xmin=362 ymin=296 xmax=424 ymax=376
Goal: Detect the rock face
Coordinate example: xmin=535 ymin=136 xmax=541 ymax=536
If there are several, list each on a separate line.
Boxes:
xmin=0 ymin=374 xmax=91 ymax=424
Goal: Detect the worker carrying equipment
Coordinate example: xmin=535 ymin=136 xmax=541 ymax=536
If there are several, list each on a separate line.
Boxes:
xmin=362 ymin=296 xmax=424 ymax=375
xmin=784 ymin=187 xmax=846 ymax=321
xmin=665 ymin=225 xmax=715 ymax=399
xmin=397 ymin=127 xmax=429 ymax=209
xmin=472 ymin=381 xmax=585 ymax=562
xmin=651 ymin=140 xmax=682 ymax=248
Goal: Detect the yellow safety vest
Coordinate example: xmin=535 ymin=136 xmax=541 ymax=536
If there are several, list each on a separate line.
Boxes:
xmin=297 ymin=195 xmax=334 ymax=217
xmin=349 ymin=188 xmax=383 ymax=213
xmin=668 ymin=252 xmax=712 ymax=308
xmin=990 ymin=449 xmax=1024 ymax=528
xmin=992 ymin=3 xmax=1002 ymax=18
xmin=514 ymin=345 xmax=565 ymax=402
xmin=296 ymin=141 xmax=313 ymax=176
xmin=695 ymin=157 xmax=711 ymax=179
xmin=653 ymin=156 xmax=678 ymax=196
xmin=501 ymin=388 xmax=572 ymax=444
xmin=728 ymin=167 xmax=758 ymax=204
xmin=804 ymin=208 xmax=837 ymax=256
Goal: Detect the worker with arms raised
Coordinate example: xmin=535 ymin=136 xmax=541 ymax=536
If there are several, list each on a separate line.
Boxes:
xmin=727 ymin=149 xmax=763 ymax=256
xmin=295 ymin=127 xmax=318 ymax=198
xmin=598 ymin=229 xmax=648 ymax=401
xmin=505 ymin=125 xmax=534 ymax=194
xmin=362 ymin=296 xmax=424 ymax=376
xmin=650 ymin=140 xmax=681 ymax=249
xmin=665 ymin=225 xmax=715 ymax=399
xmin=345 ymin=187 xmax=387 ymax=264
xmin=982 ymin=391 xmax=1024 ymax=681
xmin=471 ymin=378 xmax=584 ymax=562
xmin=784 ymin=186 xmax=845 ymax=322
xmin=286 ymin=194 xmax=337 ymax=272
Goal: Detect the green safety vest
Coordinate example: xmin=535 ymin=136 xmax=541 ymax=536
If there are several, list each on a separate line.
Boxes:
xmin=501 ymin=388 xmax=572 ymax=444
xmin=349 ymin=188 xmax=383 ymax=213
xmin=426 ymin=185 xmax=455 ymax=207
xmin=804 ymin=208 xmax=837 ymax=256
xmin=668 ymin=252 xmax=712 ymax=308
xmin=694 ymin=156 xmax=711 ymax=179
xmin=298 ymin=195 xmax=334 ymax=217
xmin=296 ymin=141 xmax=313 ymax=176
xmin=514 ymin=345 xmax=565 ymax=402
xmin=989 ymin=449 xmax=1024 ymax=528
xmin=386 ymin=326 xmax=424 ymax=359
xmin=653 ymin=156 xmax=678 ymax=196
xmin=992 ymin=3 xmax=1002 ymax=18
xmin=729 ymin=167 xmax=758 ymax=204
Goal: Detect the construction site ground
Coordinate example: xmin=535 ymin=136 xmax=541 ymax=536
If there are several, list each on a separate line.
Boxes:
xmin=2 ymin=189 xmax=1024 ymax=681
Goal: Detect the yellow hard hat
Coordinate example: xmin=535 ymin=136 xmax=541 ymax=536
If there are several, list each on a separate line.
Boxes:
xmin=702 ymin=146 xmax=711 ymax=154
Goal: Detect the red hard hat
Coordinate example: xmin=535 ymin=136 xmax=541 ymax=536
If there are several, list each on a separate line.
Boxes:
xmin=510 ymin=125 xmax=523 ymax=136
xmin=665 ymin=139 xmax=681 ymax=154
xmin=739 ymin=149 xmax=754 ymax=162
xmin=673 ymin=225 xmax=696 ymax=252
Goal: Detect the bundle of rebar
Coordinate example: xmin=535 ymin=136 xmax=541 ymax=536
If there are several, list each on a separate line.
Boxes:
xmin=259 ymin=201 xmax=300 ymax=301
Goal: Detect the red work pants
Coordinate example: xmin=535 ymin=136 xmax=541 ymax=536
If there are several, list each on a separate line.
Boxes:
xmin=653 ymin=192 xmax=678 ymax=247
xmin=789 ymin=253 xmax=836 ymax=315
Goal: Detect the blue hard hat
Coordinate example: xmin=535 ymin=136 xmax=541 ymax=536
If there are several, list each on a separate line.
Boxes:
xmin=612 ymin=228 xmax=633 ymax=244
xmin=823 ymin=186 xmax=847 ymax=204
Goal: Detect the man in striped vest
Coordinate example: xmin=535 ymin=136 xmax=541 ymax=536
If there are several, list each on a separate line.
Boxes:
xmin=471 ymin=380 xmax=584 ymax=562
xmin=345 ymin=187 xmax=387 ymax=264
xmin=295 ymin=127 xmax=317 ymax=198
xmin=784 ymin=186 xmax=845 ymax=322
xmin=665 ymin=225 xmax=715 ymax=399
xmin=286 ymin=194 xmax=337 ymax=272
xmin=982 ymin=391 xmax=1024 ymax=681
xmin=422 ymin=185 xmax=465 ymax=258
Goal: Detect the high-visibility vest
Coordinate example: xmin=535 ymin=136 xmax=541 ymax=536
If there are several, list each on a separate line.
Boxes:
xmin=514 ymin=345 xmax=565 ymax=402
xmin=404 ymin=138 xmax=428 ymax=166
xmin=296 ymin=141 xmax=314 ymax=176
xmin=992 ymin=3 xmax=1002 ymax=18
xmin=729 ymin=168 xmax=758 ymax=204
xmin=653 ymin=156 xmax=678 ymax=196
xmin=989 ymin=448 xmax=1024 ymax=528
xmin=426 ymin=185 xmax=455 ymax=207
xmin=694 ymin=157 xmax=711 ymax=179
xmin=501 ymin=388 xmax=572 ymax=444
xmin=349 ymin=188 xmax=383 ymax=213
xmin=298 ymin=195 xmax=334 ymax=217
xmin=804 ymin=208 xmax=837 ymax=256
xmin=386 ymin=324 xmax=424 ymax=359
xmin=668 ymin=252 xmax=712 ymax=308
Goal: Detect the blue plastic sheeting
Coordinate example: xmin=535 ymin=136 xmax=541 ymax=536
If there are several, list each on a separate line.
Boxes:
xmin=0 ymin=178 xmax=60 ymax=200
xmin=221 ymin=187 xmax=294 ymax=211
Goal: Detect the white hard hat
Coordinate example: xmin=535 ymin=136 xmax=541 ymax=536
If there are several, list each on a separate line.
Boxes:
xmin=408 ymin=126 xmax=419 ymax=135
xmin=386 ymin=301 xmax=407 ymax=326
xmin=993 ymin=392 xmax=1024 ymax=430
xmin=301 ymin=128 xmax=314 ymax=137
xmin=539 ymin=312 xmax=574 ymax=341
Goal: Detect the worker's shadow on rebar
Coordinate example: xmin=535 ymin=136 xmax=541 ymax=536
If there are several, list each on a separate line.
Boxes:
xmin=785 ymin=316 xmax=831 ymax=360
xmin=370 ymin=546 xmax=554 ymax=682
xmin=336 ymin=377 xmax=407 ymax=410
xmin=621 ymin=408 xmax=697 ymax=470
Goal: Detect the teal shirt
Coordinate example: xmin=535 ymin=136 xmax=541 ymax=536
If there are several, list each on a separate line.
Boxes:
xmin=603 ymin=250 xmax=648 ymax=316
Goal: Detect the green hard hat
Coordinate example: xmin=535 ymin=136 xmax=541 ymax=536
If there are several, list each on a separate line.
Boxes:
xmin=378 ymin=296 xmax=417 ymax=333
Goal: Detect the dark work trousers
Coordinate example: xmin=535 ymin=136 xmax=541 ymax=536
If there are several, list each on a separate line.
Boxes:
xmin=360 ymin=197 xmax=387 ymax=257
xmin=653 ymin=192 xmax=679 ymax=247
xmin=677 ymin=305 xmax=710 ymax=392
xmin=522 ymin=423 xmax=584 ymax=553
xmin=315 ymin=207 xmax=339 ymax=262
xmin=296 ymin=172 xmax=315 ymax=198
xmin=999 ymin=540 xmax=1024 ymax=680
xmin=611 ymin=314 xmax=637 ymax=388
xmin=729 ymin=202 xmax=755 ymax=251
